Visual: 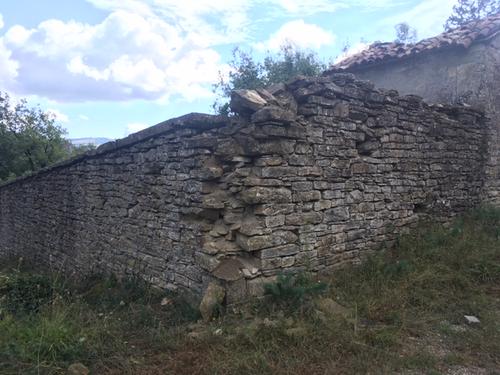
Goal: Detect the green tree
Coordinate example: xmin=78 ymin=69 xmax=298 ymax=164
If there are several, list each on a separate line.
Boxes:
xmin=68 ymin=143 xmax=96 ymax=158
xmin=213 ymin=44 xmax=326 ymax=115
xmin=445 ymin=0 xmax=500 ymax=30
xmin=0 ymin=92 xmax=91 ymax=181
xmin=394 ymin=22 xmax=418 ymax=44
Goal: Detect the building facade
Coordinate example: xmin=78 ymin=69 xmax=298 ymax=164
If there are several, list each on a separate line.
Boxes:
xmin=328 ymin=14 xmax=500 ymax=203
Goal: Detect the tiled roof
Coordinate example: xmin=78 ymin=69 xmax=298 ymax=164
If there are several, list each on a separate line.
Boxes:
xmin=329 ymin=14 xmax=500 ymax=72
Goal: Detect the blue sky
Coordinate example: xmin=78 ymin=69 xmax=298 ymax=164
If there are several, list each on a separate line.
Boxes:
xmin=0 ymin=0 xmax=457 ymax=139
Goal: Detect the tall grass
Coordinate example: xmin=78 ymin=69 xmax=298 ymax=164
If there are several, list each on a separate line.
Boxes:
xmin=0 ymin=264 xmax=199 ymax=374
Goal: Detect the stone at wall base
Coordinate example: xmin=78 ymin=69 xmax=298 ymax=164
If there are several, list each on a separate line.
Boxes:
xmin=67 ymin=363 xmax=89 ymax=375
xmin=199 ymin=281 xmax=226 ymax=322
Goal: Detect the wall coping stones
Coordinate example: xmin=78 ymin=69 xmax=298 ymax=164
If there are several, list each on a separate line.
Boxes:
xmin=0 ymin=113 xmax=231 ymax=189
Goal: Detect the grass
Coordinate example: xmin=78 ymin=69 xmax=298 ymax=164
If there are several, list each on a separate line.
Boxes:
xmin=0 ymin=267 xmax=199 ymax=374
xmin=1 ymin=206 xmax=499 ymax=374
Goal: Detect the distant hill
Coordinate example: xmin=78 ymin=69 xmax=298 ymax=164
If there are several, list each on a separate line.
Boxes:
xmin=70 ymin=137 xmax=113 ymax=146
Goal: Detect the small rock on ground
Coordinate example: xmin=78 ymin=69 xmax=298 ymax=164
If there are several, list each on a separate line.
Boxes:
xmin=316 ymin=297 xmax=350 ymax=318
xmin=67 ymin=363 xmax=89 ymax=375
xmin=446 ymin=365 xmax=487 ymax=375
xmin=199 ymin=281 xmax=225 ymax=322
xmin=464 ymin=315 xmax=480 ymax=324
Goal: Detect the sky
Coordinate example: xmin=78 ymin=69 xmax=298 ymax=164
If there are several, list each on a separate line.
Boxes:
xmin=0 ymin=0 xmax=457 ymax=139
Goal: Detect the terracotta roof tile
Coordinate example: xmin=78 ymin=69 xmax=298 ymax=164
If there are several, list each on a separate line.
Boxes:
xmin=328 ymin=13 xmax=500 ymax=72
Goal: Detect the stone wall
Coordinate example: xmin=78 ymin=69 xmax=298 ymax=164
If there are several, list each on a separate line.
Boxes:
xmin=337 ymin=34 xmax=500 ymax=204
xmin=0 ymin=73 xmax=491 ymax=302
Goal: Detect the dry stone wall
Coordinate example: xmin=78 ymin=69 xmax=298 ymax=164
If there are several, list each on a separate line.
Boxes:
xmin=0 ymin=73 xmax=491 ymax=302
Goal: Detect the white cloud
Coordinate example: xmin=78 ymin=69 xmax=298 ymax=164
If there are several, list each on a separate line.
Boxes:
xmin=268 ymin=0 xmax=405 ymax=16
xmin=269 ymin=0 xmax=344 ymax=15
xmin=79 ymin=114 xmax=89 ymax=120
xmin=382 ymin=0 xmax=456 ymax=39
xmin=0 ymin=1 xmax=341 ymax=101
xmin=0 ymin=40 xmax=19 ymax=89
xmin=0 ymin=0 xmax=416 ymax=103
xmin=127 ymin=122 xmax=150 ymax=134
xmin=0 ymin=13 xmax=19 ymax=89
xmin=0 ymin=9 xmax=226 ymax=102
xmin=87 ymin=0 xmax=154 ymax=16
xmin=87 ymin=0 xmax=254 ymax=46
xmin=67 ymin=56 xmax=110 ymax=81
xmin=4 ymin=25 xmax=33 ymax=46
xmin=85 ymin=0 xmax=366 ymax=46
xmin=334 ymin=41 xmax=370 ymax=65
xmin=255 ymin=20 xmax=336 ymax=51
xmin=47 ymin=108 xmax=69 ymax=123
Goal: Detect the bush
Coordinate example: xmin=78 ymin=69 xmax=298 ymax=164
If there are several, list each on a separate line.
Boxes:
xmin=0 ymin=308 xmax=89 ymax=367
xmin=1 ymin=272 xmax=55 ymax=315
xmin=264 ymin=272 xmax=326 ymax=311
xmin=469 ymin=205 xmax=500 ymax=238
xmin=79 ymin=274 xmax=161 ymax=309
xmin=212 ymin=44 xmax=326 ymax=115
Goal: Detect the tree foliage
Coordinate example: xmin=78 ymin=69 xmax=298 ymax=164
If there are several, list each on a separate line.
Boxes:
xmin=213 ymin=45 xmax=326 ymax=115
xmin=445 ymin=0 xmax=500 ymax=30
xmin=394 ymin=22 xmax=418 ymax=44
xmin=0 ymin=93 xmax=92 ymax=181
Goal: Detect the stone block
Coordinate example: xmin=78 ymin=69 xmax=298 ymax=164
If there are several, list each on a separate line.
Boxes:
xmin=236 ymin=231 xmax=298 ymax=251
xmin=240 ymin=187 xmax=292 ymax=204
xmin=285 ymin=212 xmax=323 ymax=226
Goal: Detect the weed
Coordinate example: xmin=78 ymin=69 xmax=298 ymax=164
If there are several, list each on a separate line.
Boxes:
xmin=263 ymin=272 xmax=327 ymax=312
xmin=79 ymin=273 xmax=162 ymax=309
xmin=0 ymin=305 xmax=100 ymax=373
xmin=401 ymin=351 xmax=438 ymax=370
xmin=1 ymin=272 xmax=56 ymax=315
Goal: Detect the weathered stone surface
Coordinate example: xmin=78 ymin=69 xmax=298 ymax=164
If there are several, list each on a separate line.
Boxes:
xmin=316 ymin=298 xmax=351 ymax=318
xmin=202 ymin=238 xmax=241 ymax=255
xmin=212 ymin=258 xmax=244 ymax=281
xmin=251 ymin=106 xmax=296 ymax=123
xmin=240 ymin=187 xmax=292 ymax=204
xmin=257 ymin=244 xmax=300 ymax=259
xmin=196 ymin=252 xmax=221 ymax=271
xmin=464 ymin=315 xmax=480 ymax=324
xmin=199 ymin=281 xmax=225 ymax=321
xmin=196 ymin=158 xmax=223 ymax=180
xmin=230 ymin=89 xmax=268 ymax=114
xmin=285 ymin=212 xmax=323 ymax=226
xmin=202 ymin=191 xmax=230 ymax=209
xmin=236 ymin=231 xmax=298 ymax=251
xmin=238 ymin=216 xmax=267 ymax=236
xmin=67 ymin=363 xmax=90 ymax=375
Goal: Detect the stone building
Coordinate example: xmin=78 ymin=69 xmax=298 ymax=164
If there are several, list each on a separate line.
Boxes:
xmin=327 ymin=14 xmax=500 ymax=204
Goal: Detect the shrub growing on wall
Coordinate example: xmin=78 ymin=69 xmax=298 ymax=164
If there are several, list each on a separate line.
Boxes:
xmin=212 ymin=44 xmax=326 ymax=115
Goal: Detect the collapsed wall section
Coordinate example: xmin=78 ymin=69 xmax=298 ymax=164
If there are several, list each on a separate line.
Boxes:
xmin=0 ymin=74 xmax=490 ymax=301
